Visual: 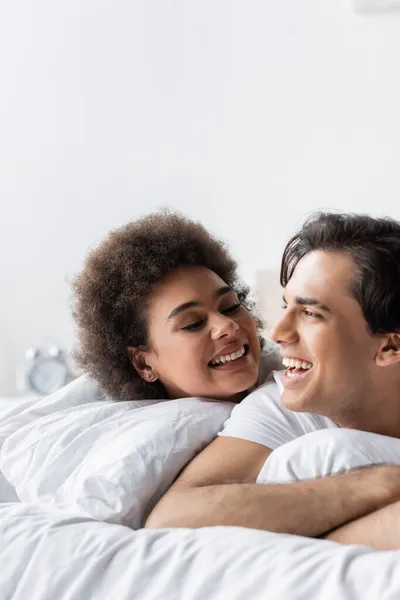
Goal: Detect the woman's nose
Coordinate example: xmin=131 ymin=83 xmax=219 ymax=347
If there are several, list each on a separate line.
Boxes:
xmin=211 ymin=314 xmax=240 ymax=339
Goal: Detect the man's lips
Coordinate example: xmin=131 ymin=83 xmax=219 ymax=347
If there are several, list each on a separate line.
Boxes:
xmin=281 ymin=365 xmax=312 ymax=388
xmin=281 ymin=356 xmax=313 ymax=370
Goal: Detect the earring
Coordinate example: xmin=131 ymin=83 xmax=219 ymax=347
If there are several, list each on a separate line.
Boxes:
xmin=146 ymin=371 xmax=155 ymax=382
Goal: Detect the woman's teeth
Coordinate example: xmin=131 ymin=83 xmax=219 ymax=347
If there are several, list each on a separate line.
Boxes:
xmin=210 ymin=346 xmax=246 ymax=366
xmin=282 ymin=357 xmax=313 ymax=370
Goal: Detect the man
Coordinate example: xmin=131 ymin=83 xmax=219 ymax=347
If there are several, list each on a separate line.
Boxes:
xmin=145 ymin=212 xmax=400 ymax=549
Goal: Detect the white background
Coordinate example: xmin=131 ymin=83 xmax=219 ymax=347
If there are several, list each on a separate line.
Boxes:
xmin=1 ymin=1 xmax=400 ymax=394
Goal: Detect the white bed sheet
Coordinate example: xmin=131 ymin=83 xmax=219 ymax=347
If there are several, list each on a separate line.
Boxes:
xmin=2 ymin=501 xmax=400 ymax=600
xmin=0 ymin=396 xmax=38 ymax=503
xmin=2 ymin=379 xmax=400 ymax=599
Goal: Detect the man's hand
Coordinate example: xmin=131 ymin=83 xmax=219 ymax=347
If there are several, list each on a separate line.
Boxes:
xmin=145 ymin=437 xmax=400 ymax=538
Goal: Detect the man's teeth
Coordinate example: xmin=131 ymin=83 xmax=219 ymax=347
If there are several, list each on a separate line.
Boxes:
xmin=210 ymin=346 xmax=246 ymax=366
xmin=282 ymin=357 xmax=313 ymax=370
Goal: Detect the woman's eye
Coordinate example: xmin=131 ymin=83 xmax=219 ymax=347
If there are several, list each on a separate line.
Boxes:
xmin=222 ymin=303 xmax=241 ymax=315
xmin=181 ymin=319 xmax=205 ymax=331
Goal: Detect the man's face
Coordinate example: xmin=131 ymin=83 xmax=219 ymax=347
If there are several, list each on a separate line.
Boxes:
xmin=270 ymin=250 xmax=384 ymax=422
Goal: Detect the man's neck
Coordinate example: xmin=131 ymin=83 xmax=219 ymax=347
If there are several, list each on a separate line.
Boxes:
xmin=336 ymin=383 xmax=400 ymax=439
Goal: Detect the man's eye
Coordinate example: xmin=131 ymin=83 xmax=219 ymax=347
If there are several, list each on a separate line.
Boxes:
xmin=181 ymin=319 xmax=205 ymax=331
xmin=222 ymin=303 xmax=241 ymax=315
xmin=303 ymin=310 xmax=320 ymax=318
xmin=281 ymin=305 xmax=287 ymax=310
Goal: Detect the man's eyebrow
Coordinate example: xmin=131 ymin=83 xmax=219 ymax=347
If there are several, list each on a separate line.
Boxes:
xmin=282 ymin=295 xmax=331 ymax=312
xmin=167 ymin=286 xmax=234 ymax=320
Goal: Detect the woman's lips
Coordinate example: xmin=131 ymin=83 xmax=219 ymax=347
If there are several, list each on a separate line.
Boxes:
xmin=209 ymin=351 xmax=251 ymax=372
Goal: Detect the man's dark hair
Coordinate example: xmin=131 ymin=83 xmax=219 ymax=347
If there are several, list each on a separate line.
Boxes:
xmin=281 ymin=212 xmax=400 ymax=335
xmin=72 ymin=209 xmax=263 ymax=401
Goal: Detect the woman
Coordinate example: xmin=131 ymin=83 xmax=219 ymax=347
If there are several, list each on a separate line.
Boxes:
xmin=72 ymin=210 xmax=280 ymax=402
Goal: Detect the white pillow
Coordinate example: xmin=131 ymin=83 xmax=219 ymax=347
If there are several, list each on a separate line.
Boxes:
xmin=0 ymin=376 xmax=115 ymax=503
xmin=257 ymin=428 xmax=400 ymax=484
xmin=0 ymin=396 xmax=233 ymax=529
xmin=0 ymin=343 xmax=281 ymax=451
xmin=0 ymin=375 xmax=109 ymax=450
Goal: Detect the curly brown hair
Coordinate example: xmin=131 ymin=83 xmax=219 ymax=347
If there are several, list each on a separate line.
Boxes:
xmin=72 ymin=209 xmax=263 ymax=401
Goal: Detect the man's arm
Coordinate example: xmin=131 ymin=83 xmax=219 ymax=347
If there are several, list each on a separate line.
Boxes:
xmin=145 ymin=436 xmax=400 ymax=537
xmin=325 ymin=499 xmax=400 ymax=550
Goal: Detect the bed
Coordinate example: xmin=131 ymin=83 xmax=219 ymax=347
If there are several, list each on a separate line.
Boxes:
xmin=1 ymin=375 xmax=400 ymax=600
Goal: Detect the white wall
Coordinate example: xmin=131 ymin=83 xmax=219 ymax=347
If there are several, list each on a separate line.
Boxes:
xmin=1 ymin=1 xmax=400 ymax=394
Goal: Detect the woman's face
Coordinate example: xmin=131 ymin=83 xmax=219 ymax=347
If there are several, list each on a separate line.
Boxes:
xmin=131 ymin=266 xmax=261 ymax=401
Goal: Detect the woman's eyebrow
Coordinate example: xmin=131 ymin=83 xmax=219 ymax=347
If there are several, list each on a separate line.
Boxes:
xmin=168 ymin=287 xmax=234 ymax=320
xmin=215 ymin=285 xmax=233 ymax=298
xmin=168 ymin=301 xmax=199 ymax=320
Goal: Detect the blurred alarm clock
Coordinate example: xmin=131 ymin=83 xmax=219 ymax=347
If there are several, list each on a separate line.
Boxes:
xmin=25 ymin=346 xmax=74 ymax=395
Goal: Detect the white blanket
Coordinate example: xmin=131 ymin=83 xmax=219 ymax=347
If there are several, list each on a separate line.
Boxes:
xmin=2 ymin=378 xmax=400 ymax=599
xmin=2 ymin=501 xmax=400 ymax=600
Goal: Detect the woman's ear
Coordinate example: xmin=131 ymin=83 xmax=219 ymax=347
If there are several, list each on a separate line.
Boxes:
xmin=127 ymin=347 xmax=158 ymax=382
xmin=376 ymin=333 xmax=400 ymax=367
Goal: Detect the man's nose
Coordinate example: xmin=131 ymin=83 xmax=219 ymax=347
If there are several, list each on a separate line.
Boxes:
xmin=270 ymin=311 xmax=298 ymax=345
xmin=210 ymin=313 xmax=240 ymax=339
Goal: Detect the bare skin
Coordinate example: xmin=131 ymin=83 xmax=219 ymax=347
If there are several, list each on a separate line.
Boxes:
xmin=128 ymin=266 xmax=261 ymax=402
xmin=274 ymin=251 xmax=400 ymax=438
xmin=325 ymin=499 xmax=400 ymax=550
xmin=145 ymin=436 xmax=400 ymax=537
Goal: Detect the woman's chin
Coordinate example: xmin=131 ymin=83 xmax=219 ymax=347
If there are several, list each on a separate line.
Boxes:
xmin=213 ymin=373 xmax=259 ymax=401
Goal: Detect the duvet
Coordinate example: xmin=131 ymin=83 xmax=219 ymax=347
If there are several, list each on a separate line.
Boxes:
xmin=1 ymin=376 xmax=400 ymax=600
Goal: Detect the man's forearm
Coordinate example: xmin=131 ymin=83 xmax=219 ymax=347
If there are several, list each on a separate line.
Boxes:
xmin=145 ymin=466 xmax=400 ymax=537
xmin=325 ymin=498 xmax=400 ymax=550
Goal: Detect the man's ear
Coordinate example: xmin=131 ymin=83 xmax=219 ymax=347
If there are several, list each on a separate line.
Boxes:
xmin=127 ymin=346 xmax=158 ymax=382
xmin=376 ymin=333 xmax=400 ymax=367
